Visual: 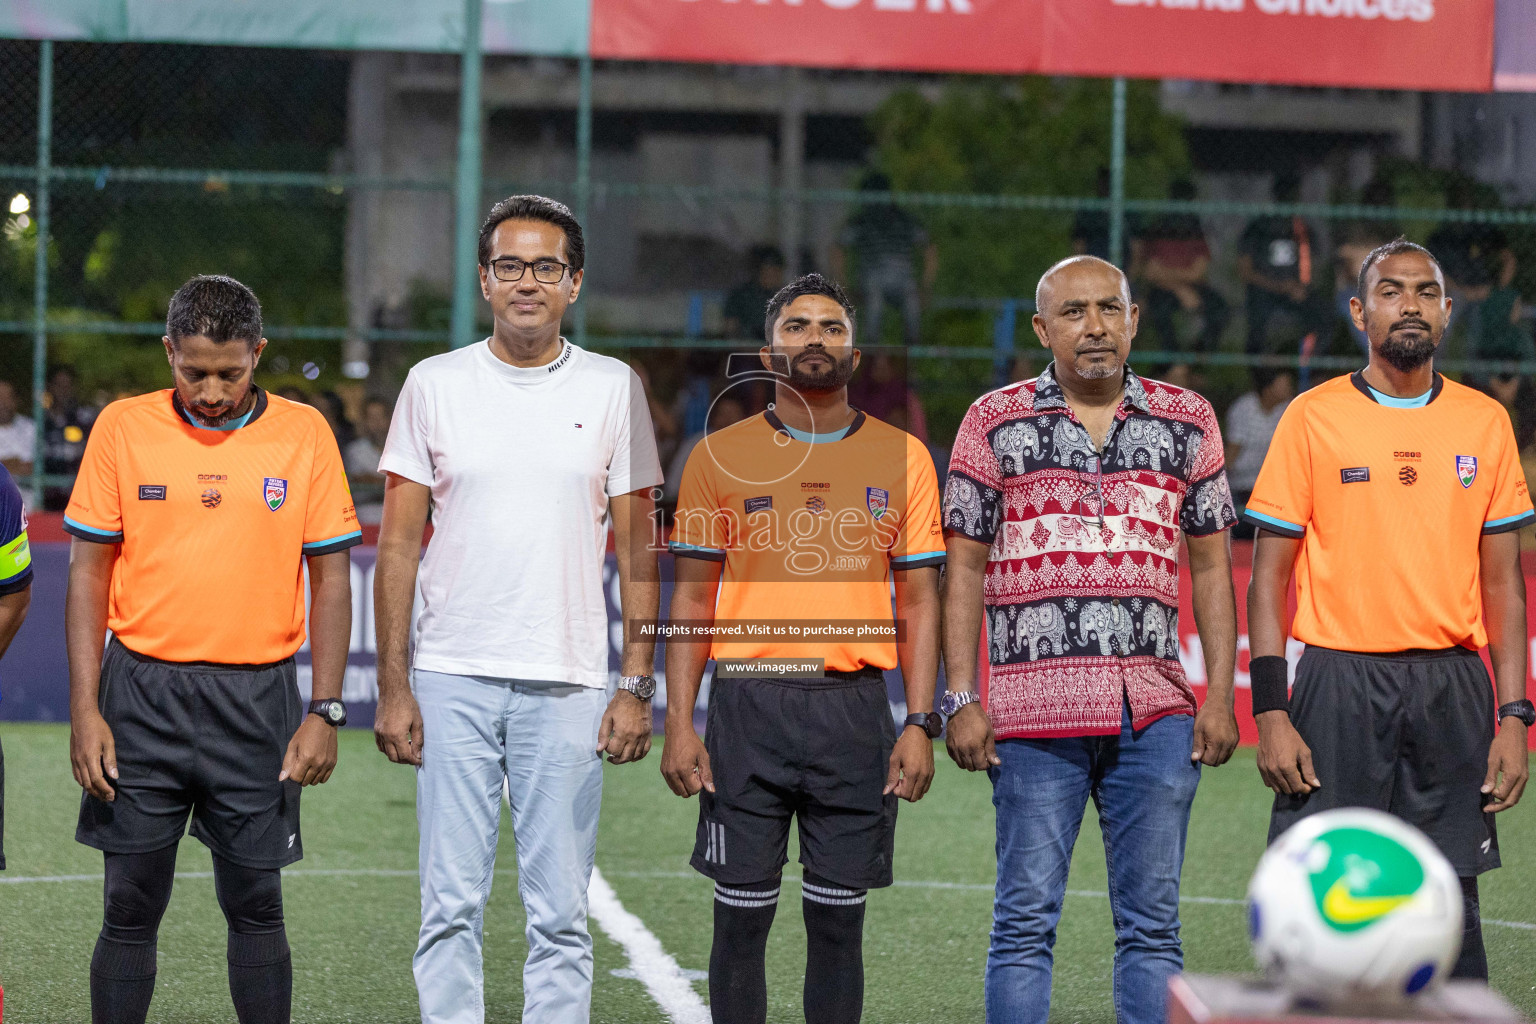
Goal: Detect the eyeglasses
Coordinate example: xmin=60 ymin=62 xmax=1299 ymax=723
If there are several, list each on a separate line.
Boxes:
xmin=487 ymin=258 xmax=570 ymax=284
xmin=1078 ymin=454 xmax=1105 ymax=530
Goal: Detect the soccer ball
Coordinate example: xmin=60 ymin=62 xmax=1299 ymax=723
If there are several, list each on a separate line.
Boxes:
xmin=1247 ymin=808 xmax=1462 ymax=1005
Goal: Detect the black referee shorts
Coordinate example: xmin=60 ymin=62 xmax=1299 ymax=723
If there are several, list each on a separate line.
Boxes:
xmin=1268 ymin=645 xmax=1499 ymax=877
xmin=77 ymin=638 xmax=305 ymax=869
xmin=692 ymin=671 xmax=898 ymax=890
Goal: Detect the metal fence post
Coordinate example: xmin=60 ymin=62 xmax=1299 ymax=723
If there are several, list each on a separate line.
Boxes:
xmin=1109 ymin=76 xmax=1127 ymax=270
xmin=573 ymin=53 xmax=593 ymax=350
xmin=31 ymin=39 xmax=52 ymax=509
xmin=450 ymin=0 xmax=484 ymax=349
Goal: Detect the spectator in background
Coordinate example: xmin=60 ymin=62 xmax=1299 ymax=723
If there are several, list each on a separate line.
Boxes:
xmin=1429 ymin=214 xmax=1530 ymax=369
xmin=663 ymin=393 xmax=747 ymax=504
xmin=633 ymin=359 xmax=681 ymax=472
xmin=1133 ymin=180 xmax=1230 ymax=356
xmin=312 ymin=390 xmax=357 ymax=450
xmin=831 ymin=170 xmax=937 ymax=346
xmin=346 ymin=396 xmax=393 ymax=525
xmin=1238 ymin=172 xmax=1316 ymax=354
xmin=849 ymin=351 xmax=929 ymax=443
xmin=1224 ymin=366 xmax=1295 ymax=540
xmin=43 ymin=365 xmax=95 ymax=511
xmin=722 ymin=246 xmax=784 ymax=340
xmin=0 ymin=380 xmax=36 ymax=485
xmin=276 ymin=385 xmax=309 ymax=405
xmin=674 ymin=350 xmax=717 ymax=441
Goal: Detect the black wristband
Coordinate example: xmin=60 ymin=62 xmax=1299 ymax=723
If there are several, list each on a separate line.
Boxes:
xmin=1249 ymin=656 xmax=1290 ymax=717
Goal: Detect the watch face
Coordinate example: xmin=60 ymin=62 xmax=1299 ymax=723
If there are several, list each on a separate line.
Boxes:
xmin=326 ymin=703 xmax=345 ymax=723
xmin=923 ymin=712 xmax=943 ymax=738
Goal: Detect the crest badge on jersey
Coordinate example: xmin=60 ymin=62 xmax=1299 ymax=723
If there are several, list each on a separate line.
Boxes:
xmin=866 ymin=487 xmax=890 ymax=520
xmin=1456 ymin=456 xmax=1477 ymax=489
xmin=264 ymin=477 xmax=288 ymax=511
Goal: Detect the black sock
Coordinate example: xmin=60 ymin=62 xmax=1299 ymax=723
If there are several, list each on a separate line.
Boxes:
xmin=213 ymin=856 xmax=291 ymax=1024
xmin=708 ymin=877 xmax=781 ymax=1024
xmin=227 ymin=930 xmax=292 ymax=1024
xmin=801 ymin=873 xmax=867 ymax=1024
xmin=90 ymin=844 xmax=178 ymax=1024
xmin=89 ymin=936 xmax=158 ymax=1024
xmin=1451 ymin=876 xmax=1488 ymax=981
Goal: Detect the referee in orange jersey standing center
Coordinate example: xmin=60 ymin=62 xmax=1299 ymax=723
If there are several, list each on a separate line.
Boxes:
xmin=1246 ymin=239 xmax=1533 ymax=986
xmin=65 ymin=276 xmax=358 ymax=1024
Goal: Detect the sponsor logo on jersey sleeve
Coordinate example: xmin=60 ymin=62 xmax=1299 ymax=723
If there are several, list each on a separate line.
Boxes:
xmin=1340 ymin=467 xmax=1370 ymax=484
xmin=138 ymin=485 xmax=167 ymax=501
xmin=744 ymin=495 xmax=773 ymax=514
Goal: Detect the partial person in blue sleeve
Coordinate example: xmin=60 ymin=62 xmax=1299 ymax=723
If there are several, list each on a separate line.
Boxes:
xmin=0 ymin=462 xmax=36 ymax=871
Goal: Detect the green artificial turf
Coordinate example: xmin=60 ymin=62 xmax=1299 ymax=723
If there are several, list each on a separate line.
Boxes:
xmin=1 ymin=723 xmax=1532 ymax=1023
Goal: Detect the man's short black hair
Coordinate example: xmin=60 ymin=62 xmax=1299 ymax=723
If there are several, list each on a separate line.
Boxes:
xmin=763 ymin=273 xmax=856 ymax=344
xmin=166 ymin=275 xmax=263 ymax=347
xmin=1357 ymin=236 xmax=1443 ymax=300
xmin=477 ymin=194 xmax=585 ymax=272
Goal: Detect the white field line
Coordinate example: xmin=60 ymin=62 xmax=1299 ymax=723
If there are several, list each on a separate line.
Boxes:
xmin=587 ymin=865 xmax=712 ymax=1024
xmin=4 ymin=866 xmax=1532 ymax=935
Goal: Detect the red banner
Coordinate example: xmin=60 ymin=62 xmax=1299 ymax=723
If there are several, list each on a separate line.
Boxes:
xmin=1040 ymin=0 xmax=1495 ymax=92
xmin=591 ymin=0 xmax=1044 ymax=74
xmin=591 ymin=0 xmax=1495 ymax=91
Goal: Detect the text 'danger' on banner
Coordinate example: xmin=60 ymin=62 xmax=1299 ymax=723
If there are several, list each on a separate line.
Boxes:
xmin=1040 ymin=0 xmax=1495 ymax=92
xmin=589 ymin=0 xmax=1045 ymax=74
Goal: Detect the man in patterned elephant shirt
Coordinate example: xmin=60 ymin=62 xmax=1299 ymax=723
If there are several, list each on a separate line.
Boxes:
xmin=940 ymin=256 xmax=1239 ymax=1024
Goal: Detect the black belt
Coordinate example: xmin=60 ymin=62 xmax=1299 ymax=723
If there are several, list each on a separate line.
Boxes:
xmin=823 ymin=665 xmax=886 ymax=682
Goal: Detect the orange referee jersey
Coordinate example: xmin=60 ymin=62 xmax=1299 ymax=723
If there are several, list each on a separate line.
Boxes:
xmin=670 ymin=409 xmax=945 ymax=672
xmin=1244 ymin=372 xmax=1535 ymax=652
xmin=64 ymin=388 xmax=361 ymax=664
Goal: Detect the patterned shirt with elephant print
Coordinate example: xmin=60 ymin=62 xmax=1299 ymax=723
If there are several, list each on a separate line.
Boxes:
xmin=943 ymin=363 xmax=1236 ymax=739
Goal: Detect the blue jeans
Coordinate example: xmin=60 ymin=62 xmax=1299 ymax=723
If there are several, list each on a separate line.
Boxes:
xmin=412 ymin=670 xmax=610 ymax=1024
xmin=985 ymin=703 xmax=1200 ymax=1024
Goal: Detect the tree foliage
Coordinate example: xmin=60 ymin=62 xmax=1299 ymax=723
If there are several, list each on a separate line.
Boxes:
xmin=869 ymin=76 xmax=1193 ymax=300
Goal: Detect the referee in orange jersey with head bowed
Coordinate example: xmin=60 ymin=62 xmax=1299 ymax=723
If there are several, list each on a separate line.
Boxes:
xmin=1246 ymin=239 xmax=1533 ymax=986
xmin=65 ymin=276 xmax=358 ymax=1024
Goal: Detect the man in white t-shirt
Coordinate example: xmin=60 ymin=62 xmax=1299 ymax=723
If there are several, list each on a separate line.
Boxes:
xmin=374 ymin=195 xmax=663 ymax=1024
xmin=0 ymin=381 xmax=35 ymax=510
xmin=1224 ymin=366 xmax=1293 ymax=537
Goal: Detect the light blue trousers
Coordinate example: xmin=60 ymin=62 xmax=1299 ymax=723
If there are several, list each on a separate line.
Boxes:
xmin=412 ymin=669 xmax=609 ymax=1024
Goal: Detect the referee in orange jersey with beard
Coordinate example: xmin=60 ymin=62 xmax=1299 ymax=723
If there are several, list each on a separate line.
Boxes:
xmin=65 ymin=275 xmax=357 ymax=1024
xmin=1246 ymin=239 xmax=1532 ymax=987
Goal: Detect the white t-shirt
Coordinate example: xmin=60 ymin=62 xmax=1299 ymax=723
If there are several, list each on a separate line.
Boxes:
xmin=0 ymin=416 xmax=35 ymax=464
xmin=1225 ymin=391 xmax=1290 ymax=492
xmin=379 ymin=339 xmax=663 ymax=687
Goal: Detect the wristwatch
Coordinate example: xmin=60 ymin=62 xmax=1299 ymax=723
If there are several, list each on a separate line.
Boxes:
xmin=1497 ymin=698 xmax=1535 ymax=727
xmin=618 ymin=674 xmax=656 ymax=702
xmin=939 ymin=690 xmax=981 ymax=719
xmin=308 ymin=699 xmax=347 ymax=728
xmin=904 ymin=712 xmax=943 ymax=739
